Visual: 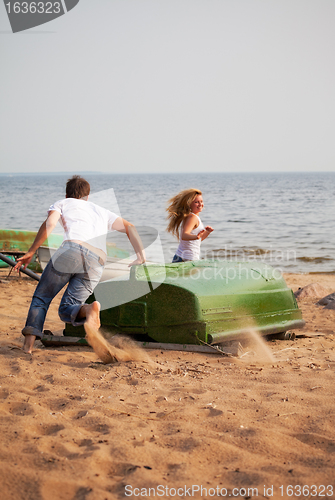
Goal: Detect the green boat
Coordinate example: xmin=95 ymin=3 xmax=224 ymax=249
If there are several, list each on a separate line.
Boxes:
xmin=0 ymin=228 xmax=131 ymax=280
xmin=63 ymin=260 xmax=305 ymax=345
xmin=0 ymin=229 xmax=63 ymax=271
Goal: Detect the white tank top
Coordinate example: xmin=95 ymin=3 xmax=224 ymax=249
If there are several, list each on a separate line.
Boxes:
xmin=175 ymin=213 xmax=204 ymax=261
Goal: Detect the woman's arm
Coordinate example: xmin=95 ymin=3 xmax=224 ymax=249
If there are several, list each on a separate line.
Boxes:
xmin=200 ymin=226 xmax=214 ymax=241
xmin=112 ymin=217 xmax=146 ymax=266
xmin=181 ymin=214 xmax=204 ymax=241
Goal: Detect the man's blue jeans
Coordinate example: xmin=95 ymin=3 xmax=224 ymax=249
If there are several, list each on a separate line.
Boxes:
xmin=22 ymin=241 xmax=104 ymax=339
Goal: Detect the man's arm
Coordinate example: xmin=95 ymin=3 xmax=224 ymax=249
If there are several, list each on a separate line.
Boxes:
xmin=112 ymin=217 xmax=146 ymax=266
xmin=13 ymin=210 xmax=61 ymax=271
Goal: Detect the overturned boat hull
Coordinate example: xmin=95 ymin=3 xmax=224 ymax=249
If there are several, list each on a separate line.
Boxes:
xmin=63 ymin=260 xmax=305 ymax=344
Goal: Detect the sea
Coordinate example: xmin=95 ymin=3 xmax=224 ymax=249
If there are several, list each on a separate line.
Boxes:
xmin=0 ymin=171 xmax=334 ymax=274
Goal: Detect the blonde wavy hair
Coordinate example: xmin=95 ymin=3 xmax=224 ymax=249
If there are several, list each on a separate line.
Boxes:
xmin=166 ymin=188 xmax=202 ymax=239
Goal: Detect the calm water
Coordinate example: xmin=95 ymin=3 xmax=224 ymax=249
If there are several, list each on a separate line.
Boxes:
xmin=0 ymin=172 xmax=334 ymax=273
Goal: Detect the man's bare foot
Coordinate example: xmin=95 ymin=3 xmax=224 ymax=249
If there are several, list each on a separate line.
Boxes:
xmin=23 ymin=334 xmax=35 ymax=354
xmin=81 ymin=301 xmax=117 ymax=364
xmin=78 ymin=301 xmax=101 ymax=329
xmin=86 ymin=301 xmax=101 ymax=329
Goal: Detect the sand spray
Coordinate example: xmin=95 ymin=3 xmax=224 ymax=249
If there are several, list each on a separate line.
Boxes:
xmin=84 ymin=324 xmax=151 ymax=364
xmin=239 ymin=328 xmax=275 ymax=363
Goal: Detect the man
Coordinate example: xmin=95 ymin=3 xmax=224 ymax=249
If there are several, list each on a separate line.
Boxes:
xmin=14 ymin=175 xmax=145 ymax=354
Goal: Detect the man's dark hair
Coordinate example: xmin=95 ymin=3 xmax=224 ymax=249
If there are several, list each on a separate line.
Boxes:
xmin=66 ymin=175 xmax=90 ymax=199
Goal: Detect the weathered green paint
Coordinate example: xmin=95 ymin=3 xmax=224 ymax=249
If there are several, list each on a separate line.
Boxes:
xmin=0 ymin=254 xmax=15 ymax=268
xmin=0 ymin=229 xmax=64 ymax=271
xmin=64 ymin=260 xmax=305 ymax=344
xmin=0 ymin=229 xmax=63 ymax=253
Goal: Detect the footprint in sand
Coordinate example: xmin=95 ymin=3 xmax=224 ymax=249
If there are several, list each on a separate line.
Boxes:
xmin=0 ymin=389 xmax=9 ymax=400
xmin=40 ymin=424 xmax=65 ymax=436
xmin=8 ymin=402 xmax=34 ymax=416
xmin=293 ymin=433 xmax=335 ymax=453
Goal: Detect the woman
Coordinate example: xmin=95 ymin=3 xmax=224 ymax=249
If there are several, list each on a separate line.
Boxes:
xmin=166 ymin=188 xmax=214 ymax=262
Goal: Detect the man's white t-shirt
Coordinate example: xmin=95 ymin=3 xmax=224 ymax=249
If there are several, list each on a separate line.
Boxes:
xmin=49 ymin=198 xmax=119 ymax=254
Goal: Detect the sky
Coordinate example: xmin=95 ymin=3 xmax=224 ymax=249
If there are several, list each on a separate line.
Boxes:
xmin=0 ymin=0 xmax=334 ymax=174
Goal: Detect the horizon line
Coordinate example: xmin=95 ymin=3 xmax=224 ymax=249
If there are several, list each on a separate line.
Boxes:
xmin=0 ymin=170 xmax=334 ymax=176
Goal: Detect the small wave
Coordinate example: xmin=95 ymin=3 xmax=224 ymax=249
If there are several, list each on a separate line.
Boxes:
xmin=209 ymin=247 xmax=270 ymax=257
xmin=227 ymin=220 xmax=251 ymax=223
xmin=297 ymin=256 xmax=333 ymax=263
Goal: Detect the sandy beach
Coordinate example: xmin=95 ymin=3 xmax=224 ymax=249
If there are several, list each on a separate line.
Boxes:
xmin=0 ymin=268 xmax=334 ymax=500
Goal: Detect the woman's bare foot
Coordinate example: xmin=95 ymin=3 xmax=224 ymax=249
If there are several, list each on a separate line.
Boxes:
xmin=23 ymin=334 xmax=35 ymax=354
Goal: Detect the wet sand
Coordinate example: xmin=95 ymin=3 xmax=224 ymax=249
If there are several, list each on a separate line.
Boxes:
xmin=0 ymin=268 xmax=334 ymax=499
